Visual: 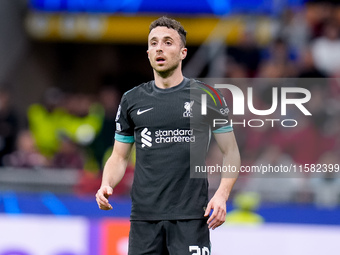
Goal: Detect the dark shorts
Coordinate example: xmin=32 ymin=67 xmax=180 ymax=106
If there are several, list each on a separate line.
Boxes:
xmin=128 ymin=219 xmax=211 ymax=255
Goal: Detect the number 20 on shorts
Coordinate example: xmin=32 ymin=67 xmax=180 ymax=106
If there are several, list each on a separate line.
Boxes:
xmin=189 ymin=245 xmax=210 ymax=255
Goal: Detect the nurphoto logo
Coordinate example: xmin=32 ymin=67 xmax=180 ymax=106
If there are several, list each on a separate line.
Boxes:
xmin=201 ymin=84 xmax=312 ymax=128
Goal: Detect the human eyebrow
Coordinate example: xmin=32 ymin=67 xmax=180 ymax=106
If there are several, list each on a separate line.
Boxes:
xmin=163 ymin=36 xmax=174 ymax=42
xmin=149 ymin=36 xmax=158 ymax=42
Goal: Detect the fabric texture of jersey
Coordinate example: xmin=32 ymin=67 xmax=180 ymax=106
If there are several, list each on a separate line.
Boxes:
xmin=115 ymin=77 xmax=232 ymax=220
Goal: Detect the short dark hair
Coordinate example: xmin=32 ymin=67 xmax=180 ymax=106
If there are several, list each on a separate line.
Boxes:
xmin=149 ymin=16 xmax=187 ymax=46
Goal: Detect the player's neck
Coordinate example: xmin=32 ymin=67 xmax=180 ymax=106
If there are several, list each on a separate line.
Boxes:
xmin=154 ymin=67 xmax=184 ymax=89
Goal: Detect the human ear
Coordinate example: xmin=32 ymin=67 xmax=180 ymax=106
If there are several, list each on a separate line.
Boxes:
xmin=181 ymin=48 xmax=187 ymax=60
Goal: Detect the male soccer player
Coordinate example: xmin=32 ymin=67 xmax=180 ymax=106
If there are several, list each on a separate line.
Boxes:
xmin=96 ymin=16 xmax=240 ymax=255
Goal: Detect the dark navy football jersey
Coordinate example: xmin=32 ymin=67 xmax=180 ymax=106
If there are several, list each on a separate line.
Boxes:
xmin=115 ymin=77 xmax=232 ymax=220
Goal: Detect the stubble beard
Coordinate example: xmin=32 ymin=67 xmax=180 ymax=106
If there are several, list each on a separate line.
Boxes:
xmin=153 ymin=61 xmax=180 ymax=79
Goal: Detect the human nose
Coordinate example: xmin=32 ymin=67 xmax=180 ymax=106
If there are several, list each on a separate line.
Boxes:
xmin=156 ymin=43 xmax=163 ymax=52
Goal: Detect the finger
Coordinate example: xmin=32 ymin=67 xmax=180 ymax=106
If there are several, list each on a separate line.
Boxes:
xmin=217 ymin=208 xmax=226 ymax=222
xmin=204 ymin=203 xmax=212 ymax=217
xmin=96 ymin=191 xmax=109 ymax=205
xmin=96 ymin=191 xmax=112 ymax=209
xmin=209 ymin=214 xmax=221 ymax=229
xmin=208 ymin=213 xmax=219 ymax=229
xmin=211 ymin=211 xmax=226 ymax=229
xmin=96 ymin=195 xmax=112 ymax=209
xmin=211 ymin=214 xmax=224 ymax=229
xmin=211 ymin=220 xmax=222 ymax=230
xmin=214 ymin=218 xmax=225 ymax=228
xmin=103 ymin=186 xmax=113 ymax=196
xmin=207 ymin=207 xmax=219 ymax=225
xmin=99 ymin=203 xmax=113 ymax=210
xmin=208 ymin=207 xmax=225 ymax=228
xmin=221 ymin=209 xmax=226 ymax=219
xmin=97 ymin=198 xmax=111 ymax=208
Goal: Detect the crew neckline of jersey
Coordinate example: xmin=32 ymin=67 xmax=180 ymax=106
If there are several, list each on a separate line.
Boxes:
xmin=152 ymin=77 xmax=189 ymax=93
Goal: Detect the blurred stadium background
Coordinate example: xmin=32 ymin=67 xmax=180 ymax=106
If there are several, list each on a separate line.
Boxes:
xmin=1 ymin=0 xmax=340 ymax=254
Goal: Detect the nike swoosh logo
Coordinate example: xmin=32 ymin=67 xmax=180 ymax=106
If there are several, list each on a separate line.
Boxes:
xmin=137 ymin=108 xmax=153 ymax=115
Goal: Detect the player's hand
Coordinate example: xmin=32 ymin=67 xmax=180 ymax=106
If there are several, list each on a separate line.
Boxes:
xmin=96 ymin=185 xmax=113 ymax=210
xmin=204 ymin=192 xmax=227 ymax=230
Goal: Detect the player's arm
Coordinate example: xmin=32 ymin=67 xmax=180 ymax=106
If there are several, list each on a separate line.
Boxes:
xmin=204 ymin=131 xmax=240 ymax=229
xmin=96 ymin=140 xmax=134 ymax=210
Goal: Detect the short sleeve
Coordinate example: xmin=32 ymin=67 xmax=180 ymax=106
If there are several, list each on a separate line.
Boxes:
xmin=115 ymin=95 xmax=135 ymax=143
xmin=206 ymin=89 xmax=233 ymax=133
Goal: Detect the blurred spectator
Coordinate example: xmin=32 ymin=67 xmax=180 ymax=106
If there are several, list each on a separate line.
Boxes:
xmin=91 ymin=85 xmax=121 ymax=168
xmin=227 ymin=31 xmax=261 ymax=77
xmin=225 ymin=192 xmax=264 ymax=225
xmin=74 ymin=171 xmax=102 ymax=195
xmin=304 ymin=84 xmax=331 ymax=131
xmin=273 ymin=116 xmax=322 ymax=165
xmin=245 ymin=145 xmax=305 ymax=202
xmin=329 ymin=72 xmax=340 ymax=100
xmin=242 ymin=123 xmax=278 ymax=165
xmin=225 ymin=62 xmax=248 ymax=79
xmin=304 ymin=0 xmax=333 ymax=39
xmin=0 ymin=87 xmax=18 ymax=166
xmin=28 ymin=89 xmax=105 ymax=167
xmin=52 ymin=135 xmax=84 ymax=169
xmin=322 ymin=113 xmax=340 ymax=154
xmin=63 ymin=92 xmax=93 ymax=117
xmin=259 ymin=37 xmax=297 ymax=77
xmin=59 ymin=93 xmax=104 ymax=147
xmin=27 ymin=87 xmax=65 ymax=158
xmin=334 ymin=4 xmax=340 ymax=28
xmin=311 ymin=20 xmax=340 ymax=75
xmin=309 ymin=151 xmax=340 ymax=208
xmin=297 ymin=48 xmax=327 ymax=78
xmin=257 ymin=60 xmax=286 ymax=78
xmin=280 ymin=8 xmax=310 ymax=52
xmin=262 ymin=37 xmax=297 ymax=64
xmin=58 ymin=93 xmax=105 ymax=171
xmin=3 ymin=129 xmax=49 ymax=168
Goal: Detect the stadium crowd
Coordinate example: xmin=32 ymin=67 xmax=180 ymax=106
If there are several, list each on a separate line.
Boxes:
xmin=0 ymin=0 xmax=340 ymax=205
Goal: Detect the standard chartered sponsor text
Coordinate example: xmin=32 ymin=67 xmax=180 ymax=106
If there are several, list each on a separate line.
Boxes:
xmin=155 ymin=129 xmax=195 ymax=143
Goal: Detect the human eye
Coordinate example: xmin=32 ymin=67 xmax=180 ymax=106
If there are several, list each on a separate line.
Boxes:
xmin=150 ymin=41 xmax=157 ymax=46
xmin=165 ymin=40 xmax=172 ymax=46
